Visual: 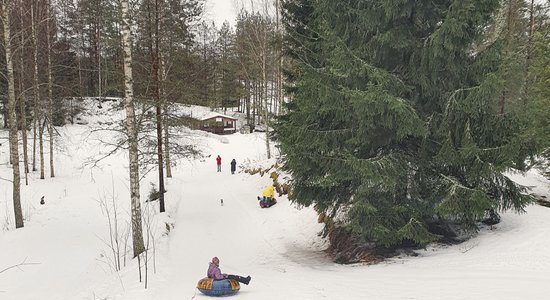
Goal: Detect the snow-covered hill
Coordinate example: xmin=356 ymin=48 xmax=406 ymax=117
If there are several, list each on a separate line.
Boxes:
xmin=1 ymin=100 xmax=550 ymax=300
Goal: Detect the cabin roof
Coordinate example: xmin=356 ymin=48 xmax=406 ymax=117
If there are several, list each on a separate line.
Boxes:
xmin=199 ymin=112 xmax=237 ymax=121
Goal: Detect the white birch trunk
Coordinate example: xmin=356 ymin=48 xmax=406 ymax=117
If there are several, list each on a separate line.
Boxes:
xmin=261 ymin=13 xmax=271 ymax=159
xmin=18 ymin=0 xmax=29 ymax=184
xmin=120 ymin=0 xmax=145 ymax=257
xmin=2 ymin=0 xmax=24 ymax=228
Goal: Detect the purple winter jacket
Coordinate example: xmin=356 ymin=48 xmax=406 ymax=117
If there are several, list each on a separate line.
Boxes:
xmin=207 ymin=262 xmax=227 ymax=280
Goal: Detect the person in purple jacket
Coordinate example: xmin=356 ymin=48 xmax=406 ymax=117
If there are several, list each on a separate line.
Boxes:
xmin=207 ymin=257 xmax=251 ymax=285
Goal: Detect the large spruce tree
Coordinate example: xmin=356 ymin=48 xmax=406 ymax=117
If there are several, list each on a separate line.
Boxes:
xmin=277 ymin=0 xmax=536 ymax=248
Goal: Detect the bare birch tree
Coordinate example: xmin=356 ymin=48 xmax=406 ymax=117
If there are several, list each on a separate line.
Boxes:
xmin=1 ymin=0 xmax=24 ymax=228
xmin=120 ymin=0 xmax=145 ymax=257
xmin=18 ymin=0 xmax=29 ymax=185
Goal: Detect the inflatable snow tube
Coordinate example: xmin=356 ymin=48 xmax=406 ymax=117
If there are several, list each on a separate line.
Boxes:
xmin=197 ymin=277 xmax=240 ymax=297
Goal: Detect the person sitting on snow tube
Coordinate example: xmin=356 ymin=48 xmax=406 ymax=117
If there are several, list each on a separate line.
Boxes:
xmin=258 ymin=185 xmax=276 ymax=208
xmin=197 ymin=257 xmax=251 ymax=296
xmin=208 ymin=257 xmax=251 ymax=285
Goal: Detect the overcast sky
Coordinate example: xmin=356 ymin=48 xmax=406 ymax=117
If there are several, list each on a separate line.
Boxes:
xmin=204 ymin=0 xmax=242 ymax=27
xmin=204 ymin=0 xmax=275 ymax=27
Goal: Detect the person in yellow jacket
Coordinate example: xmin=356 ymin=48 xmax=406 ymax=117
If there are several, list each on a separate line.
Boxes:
xmin=258 ymin=185 xmax=276 ymax=208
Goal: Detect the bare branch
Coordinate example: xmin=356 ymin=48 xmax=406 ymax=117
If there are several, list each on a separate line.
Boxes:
xmin=0 ymin=257 xmax=40 ymax=274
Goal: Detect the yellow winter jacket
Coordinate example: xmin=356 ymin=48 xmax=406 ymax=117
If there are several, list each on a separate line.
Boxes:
xmin=262 ymin=185 xmax=275 ymax=199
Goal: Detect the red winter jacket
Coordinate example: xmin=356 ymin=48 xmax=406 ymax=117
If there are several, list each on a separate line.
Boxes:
xmin=216 ymin=156 xmax=222 ymax=165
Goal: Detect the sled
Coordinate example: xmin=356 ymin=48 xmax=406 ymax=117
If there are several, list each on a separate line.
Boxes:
xmin=197 ymin=277 xmax=240 ymax=297
xmin=259 ymin=198 xmax=277 ymax=208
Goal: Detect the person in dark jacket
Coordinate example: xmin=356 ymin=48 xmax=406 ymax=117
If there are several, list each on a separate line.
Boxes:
xmin=230 ymin=159 xmax=237 ymax=175
xmin=207 ymin=257 xmax=251 ymax=285
xmin=216 ymin=155 xmax=222 ymax=172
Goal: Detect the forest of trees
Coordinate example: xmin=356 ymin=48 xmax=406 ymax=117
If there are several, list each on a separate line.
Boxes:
xmin=2 ymin=0 xmax=550 ymax=263
xmin=0 ymin=0 xmax=283 ymax=127
xmin=276 ymin=0 xmax=550 ymax=260
xmin=0 ymin=0 xmax=284 ymax=257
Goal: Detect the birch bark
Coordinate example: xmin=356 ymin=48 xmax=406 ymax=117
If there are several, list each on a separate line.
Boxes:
xmin=120 ymin=0 xmax=145 ymax=257
xmin=2 ymin=0 xmax=24 ymax=228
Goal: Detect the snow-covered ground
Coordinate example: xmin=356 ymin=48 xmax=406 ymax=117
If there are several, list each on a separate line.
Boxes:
xmin=1 ymin=99 xmax=550 ymax=300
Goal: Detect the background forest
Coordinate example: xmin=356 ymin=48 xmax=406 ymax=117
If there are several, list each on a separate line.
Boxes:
xmin=0 ymin=0 xmax=284 ymax=129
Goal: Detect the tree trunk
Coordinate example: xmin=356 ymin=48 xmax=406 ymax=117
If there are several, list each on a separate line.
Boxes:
xmin=77 ymin=9 xmax=85 ymax=99
xmin=161 ymin=56 xmax=172 ymax=178
xmin=262 ymin=52 xmax=271 ymax=159
xmin=120 ymin=0 xmax=145 ymax=258
xmin=164 ymin=113 xmax=172 ymax=178
xmin=147 ymin=0 xmax=165 ymax=213
xmin=253 ymin=80 xmax=257 ymax=125
xmin=246 ymin=80 xmax=250 ymax=127
xmin=2 ymin=0 xmax=24 ymax=228
xmin=31 ymin=1 xmax=39 ymax=172
xmin=523 ymin=0 xmax=535 ymax=104
xmin=276 ymin=0 xmax=284 ymax=115
xmin=47 ymin=0 xmax=54 ymax=178
xmin=154 ymin=0 xmax=165 ymax=213
xmin=528 ymin=0 xmax=534 ymax=59
xmin=18 ymin=0 xmax=29 ymax=185
xmin=96 ymin=15 xmax=102 ymax=97
xmin=32 ymin=0 xmax=45 ymax=180
xmin=39 ymin=121 xmax=45 ymax=179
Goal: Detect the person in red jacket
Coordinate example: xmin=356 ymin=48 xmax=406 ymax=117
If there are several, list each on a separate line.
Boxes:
xmin=216 ymin=155 xmax=222 ymax=172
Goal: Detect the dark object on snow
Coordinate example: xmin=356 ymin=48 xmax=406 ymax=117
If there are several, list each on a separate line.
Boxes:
xmin=146 ymin=186 xmax=167 ymax=202
xmin=481 ymin=209 xmax=501 ymax=226
xmin=230 ymin=159 xmax=237 ymax=174
xmin=534 ymin=194 xmax=550 ymax=208
xmin=40 ymin=196 xmax=45 ymax=205
xmin=227 ymin=275 xmax=251 ymax=285
xmin=258 ymin=196 xmax=276 ymax=208
xmin=220 ymin=199 xmax=224 ymax=206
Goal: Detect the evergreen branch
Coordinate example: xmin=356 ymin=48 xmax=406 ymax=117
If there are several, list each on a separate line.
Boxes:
xmin=440 ymin=174 xmax=475 ymax=192
xmin=444 ymin=86 xmax=480 ymax=118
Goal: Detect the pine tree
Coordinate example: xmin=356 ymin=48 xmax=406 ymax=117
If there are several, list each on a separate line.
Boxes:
xmin=277 ymin=0 xmax=537 ymax=249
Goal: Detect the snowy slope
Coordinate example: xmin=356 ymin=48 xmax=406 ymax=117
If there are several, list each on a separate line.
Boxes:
xmin=1 ymin=100 xmax=550 ymax=300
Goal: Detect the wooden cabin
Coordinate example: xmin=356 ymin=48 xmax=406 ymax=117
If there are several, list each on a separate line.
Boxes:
xmin=200 ymin=113 xmax=237 ymax=134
